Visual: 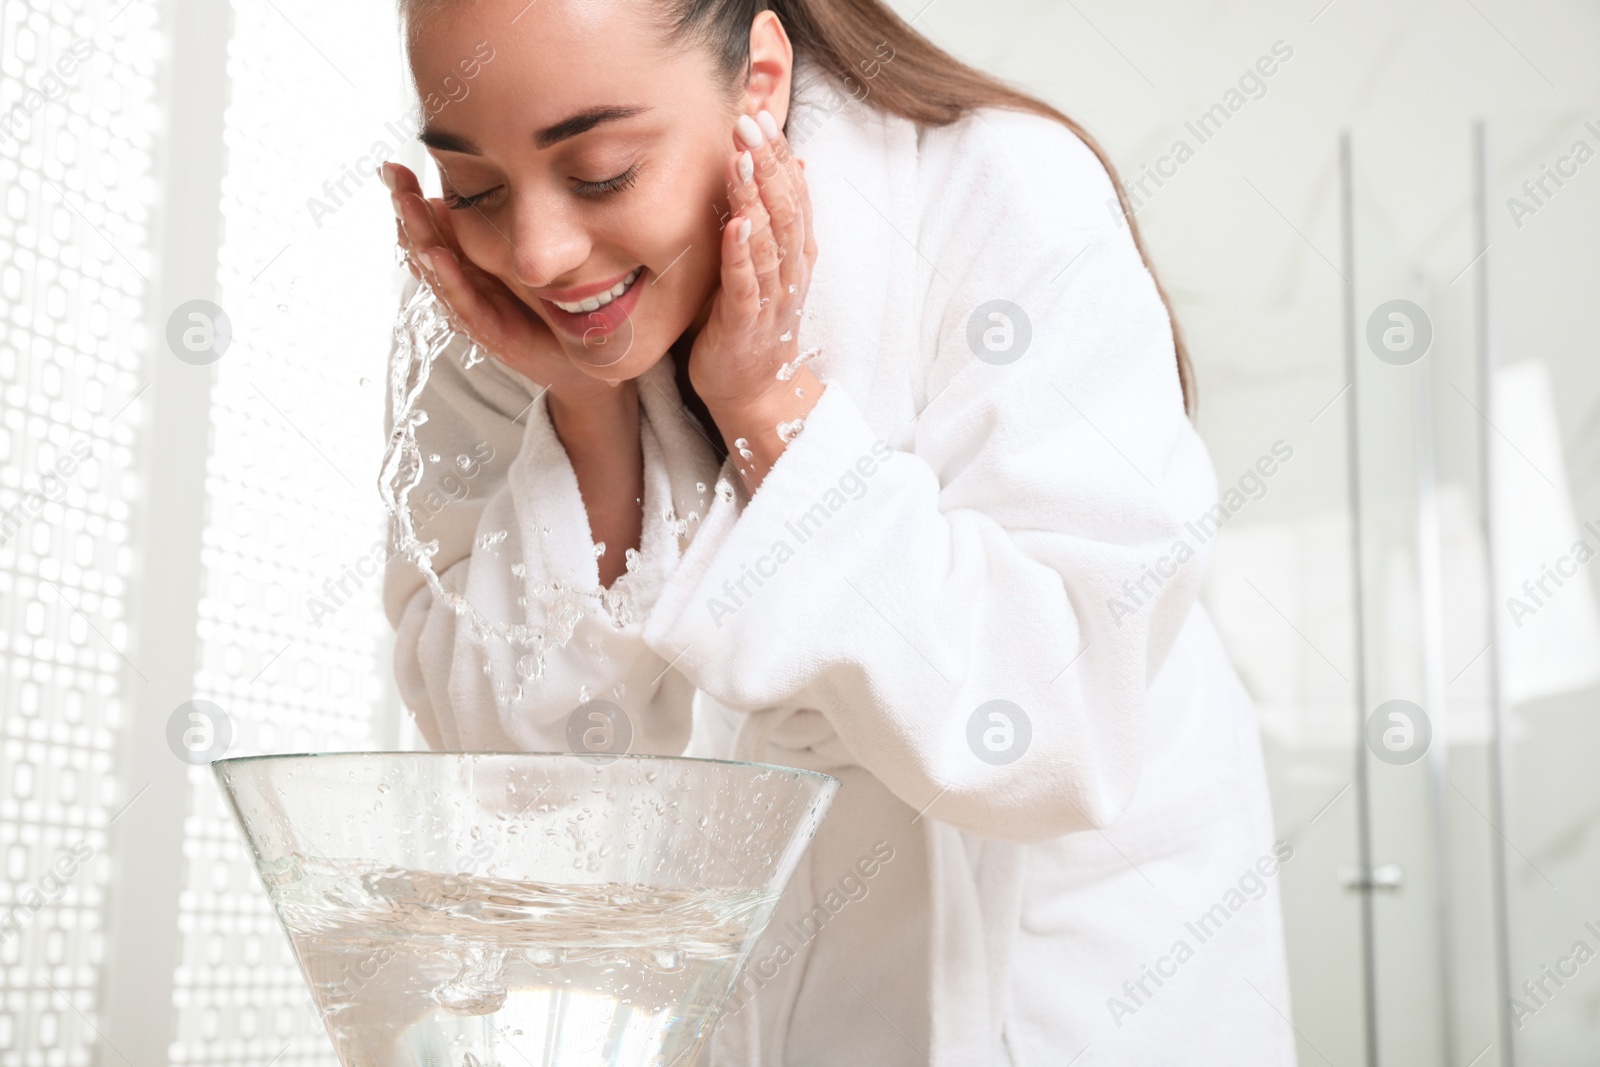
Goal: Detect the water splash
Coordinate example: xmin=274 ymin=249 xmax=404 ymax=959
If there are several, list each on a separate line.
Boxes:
xmin=378 ymin=279 xmax=640 ymax=687
xmin=775 ymin=346 xmax=818 ymax=382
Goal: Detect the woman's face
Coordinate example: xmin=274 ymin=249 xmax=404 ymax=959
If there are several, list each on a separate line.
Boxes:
xmin=407 ymin=0 xmax=784 ymax=383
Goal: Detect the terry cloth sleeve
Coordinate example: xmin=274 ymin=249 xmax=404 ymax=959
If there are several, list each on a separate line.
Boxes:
xmin=640 ymin=111 xmax=1221 ymax=843
xmin=382 ymin=278 xmax=720 ymax=755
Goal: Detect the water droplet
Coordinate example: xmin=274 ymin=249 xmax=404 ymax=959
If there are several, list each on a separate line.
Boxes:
xmin=714 ymin=478 xmax=735 ymax=504
xmin=651 ymin=948 xmax=685 ymax=972
xmin=734 ymin=437 xmax=753 ymax=460
xmin=593 ymin=541 xmax=607 ymax=558
xmin=779 ymin=330 xmax=793 ymax=343
xmin=578 ymin=684 xmax=591 ymax=702
xmin=624 ymin=548 xmax=642 ymax=573
xmin=777 ymin=418 xmax=805 ymax=443
xmin=476 ymin=529 xmax=508 ymax=550
xmin=695 ymin=481 xmax=707 ymax=493
xmin=527 ymin=946 xmax=564 ymax=968
xmin=427 ymin=453 xmax=441 ymax=463
xmin=359 ymin=376 xmax=372 ymax=388
xmin=795 ymin=387 xmax=804 ymax=398
xmin=510 ymin=562 xmax=527 ymax=579
xmin=432 ymin=946 xmax=510 ymax=1015
xmin=788 ymin=283 xmax=798 ymax=294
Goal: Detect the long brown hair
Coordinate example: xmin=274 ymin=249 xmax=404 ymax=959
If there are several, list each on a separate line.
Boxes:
xmin=658 ymin=0 xmax=1196 ymax=416
xmin=400 ymin=0 xmax=1195 ymax=414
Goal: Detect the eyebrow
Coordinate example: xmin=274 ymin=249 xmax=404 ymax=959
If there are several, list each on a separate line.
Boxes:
xmin=419 ymin=104 xmax=652 ymax=155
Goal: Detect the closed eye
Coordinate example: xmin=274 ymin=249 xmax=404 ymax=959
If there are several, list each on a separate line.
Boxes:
xmin=574 ymin=162 xmax=640 ymax=199
xmin=443 ymin=162 xmax=642 ymax=209
xmin=445 ymin=186 xmax=500 ymax=210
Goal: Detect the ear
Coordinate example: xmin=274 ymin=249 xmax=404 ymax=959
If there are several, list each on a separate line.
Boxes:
xmin=740 ymin=10 xmax=795 ymax=129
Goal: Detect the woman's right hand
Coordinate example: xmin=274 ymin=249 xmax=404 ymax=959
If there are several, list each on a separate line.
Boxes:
xmin=382 ymin=161 xmax=622 ymax=409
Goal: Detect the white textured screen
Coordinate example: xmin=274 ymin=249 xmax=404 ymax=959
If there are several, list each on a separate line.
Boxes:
xmin=166 ymin=0 xmax=407 ymax=1064
xmin=0 ymin=0 xmax=155 ymax=1062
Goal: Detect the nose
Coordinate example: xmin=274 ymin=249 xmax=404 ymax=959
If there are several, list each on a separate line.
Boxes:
xmin=506 ymin=193 xmax=589 ymax=291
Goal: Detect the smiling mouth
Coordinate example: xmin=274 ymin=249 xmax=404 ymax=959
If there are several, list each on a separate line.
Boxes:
xmin=547 ymin=267 xmax=643 ymax=313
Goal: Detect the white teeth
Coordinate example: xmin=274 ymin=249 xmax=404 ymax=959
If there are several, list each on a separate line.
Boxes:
xmin=553 ymin=268 xmax=641 ymax=313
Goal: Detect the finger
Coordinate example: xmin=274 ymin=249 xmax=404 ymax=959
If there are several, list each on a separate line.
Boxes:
xmin=393 ymin=204 xmax=420 ymax=282
xmin=747 ymin=110 xmax=801 ymax=254
xmin=425 ymin=198 xmax=469 ymax=260
xmin=797 ymin=158 xmax=817 ymax=266
xmin=421 ymin=246 xmax=496 ymax=345
xmin=719 ymin=213 xmax=762 ymax=321
xmin=382 ymin=162 xmax=424 ymax=278
xmin=729 ymin=122 xmax=777 ymax=302
xmin=397 ymin=190 xmax=450 ymax=269
xmin=382 ymin=160 xmax=424 ymax=199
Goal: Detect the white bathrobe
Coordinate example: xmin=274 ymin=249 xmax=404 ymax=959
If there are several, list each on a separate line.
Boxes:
xmin=384 ymin=53 xmax=1298 ymax=1067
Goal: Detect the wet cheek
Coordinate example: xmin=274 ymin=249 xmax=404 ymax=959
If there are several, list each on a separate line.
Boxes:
xmin=456 ymin=232 xmax=496 ymax=273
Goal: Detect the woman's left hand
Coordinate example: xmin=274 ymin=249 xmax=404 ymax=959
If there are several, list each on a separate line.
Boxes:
xmin=690 ymin=108 xmax=825 ymax=492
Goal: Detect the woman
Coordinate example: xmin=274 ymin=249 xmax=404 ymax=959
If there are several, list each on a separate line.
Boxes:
xmin=381 ymin=0 xmax=1297 ymax=1063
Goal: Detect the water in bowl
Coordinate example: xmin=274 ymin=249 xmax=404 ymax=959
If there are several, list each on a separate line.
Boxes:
xmin=272 ymin=854 xmax=775 ymax=1067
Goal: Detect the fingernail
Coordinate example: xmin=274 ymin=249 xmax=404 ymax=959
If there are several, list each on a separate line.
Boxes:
xmin=418 ymin=248 xmax=437 ymax=274
xmin=379 ymin=162 xmax=397 ymax=192
xmin=736 ymin=218 xmax=751 ymax=244
xmin=737 ymin=150 xmax=754 ymax=185
xmin=736 ymin=113 xmax=764 ymax=149
xmin=756 ymin=109 xmax=780 ymax=141
xmin=391 ymin=194 xmax=404 ymax=220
